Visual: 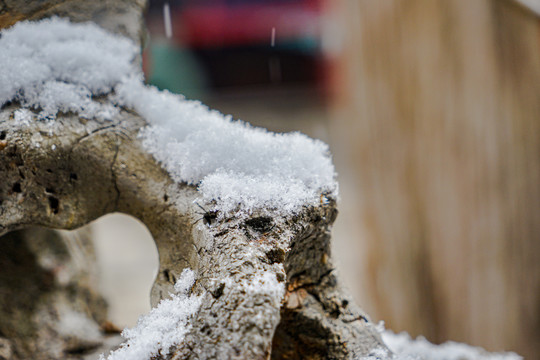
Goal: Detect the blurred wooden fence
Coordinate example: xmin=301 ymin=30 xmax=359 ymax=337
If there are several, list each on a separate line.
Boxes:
xmin=332 ymin=0 xmax=540 ymax=358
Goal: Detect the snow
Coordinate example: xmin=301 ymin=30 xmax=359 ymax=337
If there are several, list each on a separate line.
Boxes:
xmin=382 ymin=331 xmax=522 ymax=360
xmin=100 ymin=269 xmax=202 ymax=360
xmin=221 ymin=270 xmax=285 ymax=308
xmin=13 ymin=109 xmax=33 ymax=126
xmin=361 ymin=323 xmax=522 ymax=360
xmin=115 ymin=75 xmax=336 ymax=217
xmin=0 ymin=18 xmax=136 ymax=120
xmin=0 ymin=17 xmax=337 ymax=218
xmin=163 ymin=2 xmax=173 ymax=39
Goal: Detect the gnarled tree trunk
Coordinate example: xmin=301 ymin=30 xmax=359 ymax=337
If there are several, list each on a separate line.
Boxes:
xmin=0 ymin=1 xmax=386 ymax=359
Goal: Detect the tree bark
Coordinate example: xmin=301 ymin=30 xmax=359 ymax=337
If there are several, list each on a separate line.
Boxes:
xmin=0 ymin=227 xmax=122 ymax=360
xmin=0 ymin=1 xmax=387 ymax=358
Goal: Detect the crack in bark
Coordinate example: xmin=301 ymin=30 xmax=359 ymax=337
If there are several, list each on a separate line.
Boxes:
xmin=288 ymin=268 xmax=334 ymax=292
xmin=110 ymin=143 xmax=121 ymax=211
xmin=342 ymin=315 xmax=369 ymax=324
xmin=74 ymin=124 xmax=119 ymax=146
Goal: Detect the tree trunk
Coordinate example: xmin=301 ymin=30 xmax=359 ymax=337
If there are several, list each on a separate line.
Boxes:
xmin=0 ymin=227 xmax=122 ymax=359
xmin=0 ymin=1 xmax=386 ymax=358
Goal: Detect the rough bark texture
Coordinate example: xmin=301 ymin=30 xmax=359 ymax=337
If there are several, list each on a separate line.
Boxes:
xmin=0 ymin=1 xmax=387 ymax=358
xmin=0 ymin=227 xmax=122 ymax=360
xmin=0 ymin=0 xmax=147 ymax=43
xmin=0 ymin=98 xmax=384 ymax=360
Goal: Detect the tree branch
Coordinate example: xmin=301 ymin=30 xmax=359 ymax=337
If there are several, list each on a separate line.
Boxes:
xmin=0 ymin=1 xmax=386 ymax=358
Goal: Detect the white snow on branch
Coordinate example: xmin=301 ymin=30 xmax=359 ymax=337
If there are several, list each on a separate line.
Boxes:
xmin=362 ymin=323 xmax=522 ymax=360
xmin=0 ymin=18 xmax=135 ymax=120
xmin=100 ymin=269 xmax=202 ymax=360
xmin=0 ymin=18 xmax=337 ymax=217
xmin=220 ymin=270 xmax=286 ymax=308
xmin=115 ymin=75 xmax=336 ymax=217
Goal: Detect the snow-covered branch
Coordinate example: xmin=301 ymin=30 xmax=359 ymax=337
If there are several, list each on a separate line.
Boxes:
xmin=0 ymin=3 xmax=522 ymax=360
xmin=0 ymin=14 xmax=383 ymax=360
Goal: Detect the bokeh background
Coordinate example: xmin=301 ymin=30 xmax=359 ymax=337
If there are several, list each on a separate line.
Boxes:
xmin=89 ymin=1 xmax=540 ymax=359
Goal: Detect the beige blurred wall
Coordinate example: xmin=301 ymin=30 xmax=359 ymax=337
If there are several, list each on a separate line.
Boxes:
xmin=330 ymin=0 xmax=540 ymax=358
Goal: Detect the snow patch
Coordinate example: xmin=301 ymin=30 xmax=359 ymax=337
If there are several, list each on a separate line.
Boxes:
xmin=0 ymin=18 xmax=337 ymax=217
xmin=100 ymin=269 xmax=202 ymax=360
xmin=116 ymin=76 xmax=337 ymax=217
xmin=0 ymin=17 xmax=136 ymax=120
xmin=221 ymin=271 xmax=285 ymax=307
xmin=362 ymin=323 xmax=522 ymax=360
xmin=13 ymin=109 xmax=32 ymax=126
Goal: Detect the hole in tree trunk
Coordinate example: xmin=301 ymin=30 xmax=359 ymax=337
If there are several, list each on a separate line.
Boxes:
xmin=0 ymin=214 xmax=159 ymax=359
xmin=90 ymin=213 xmax=159 ymax=327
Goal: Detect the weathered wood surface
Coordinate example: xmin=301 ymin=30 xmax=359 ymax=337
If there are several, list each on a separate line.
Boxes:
xmin=334 ymin=0 xmax=540 ymax=358
xmin=0 ymin=99 xmax=385 ymax=359
xmin=0 ymin=1 xmax=387 ymax=358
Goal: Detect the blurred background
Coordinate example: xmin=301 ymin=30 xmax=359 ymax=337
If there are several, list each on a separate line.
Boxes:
xmin=90 ymin=0 xmax=540 ymax=359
